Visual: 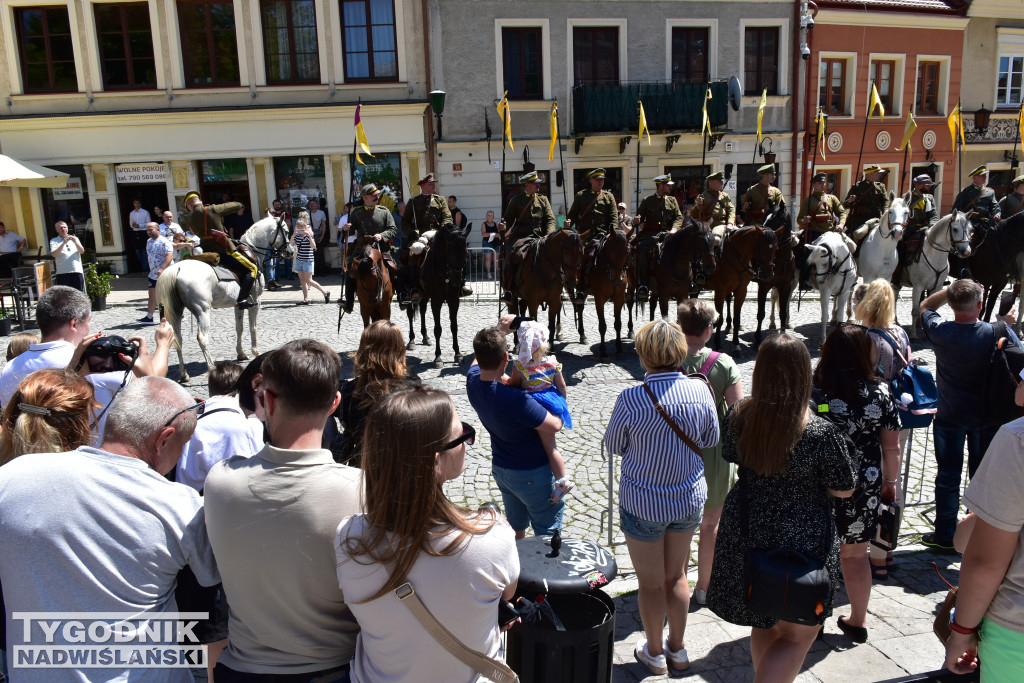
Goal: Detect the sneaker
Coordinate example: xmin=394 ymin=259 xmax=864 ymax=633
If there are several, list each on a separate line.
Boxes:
xmin=323 ymin=292 xmax=331 ymax=304
xmin=921 ymin=533 xmax=957 ymax=554
xmin=663 ymin=639 xmax=690 ymax=672
xmin=137 ymin=315 xmax=155 ymax=325
xmin=633 ymin=639 xmax=667 ymax=676
xmin=692 ymin=588 xmax=707 ymax=606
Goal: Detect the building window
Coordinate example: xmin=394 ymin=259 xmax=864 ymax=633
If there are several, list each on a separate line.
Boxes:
xmin=870 ymin=60 xmax=896 ymax=113
xmin=274 ymin=156 xmax=328 ymax=214
xmin=819 ymin=58 xmax=846 ymax=116
xmin=917 ymin=60 xmax=940 ymax=115
xmin=94 ymin=3 xmax=156 ymax=90
xmin=572 ymin=26 xmax=618 ymax=86
xmin=14 ymin=6 xmax=78 ymax=93
xmin=177 ymin=0 xmax=239 ymax=87
xmin=503 ymin=27 xmax=542 ymax=99
xmin=671 ymin=27 xmax=709 ymax=84
xmin=340 ymin=0 xmax=397 ymax=82
xmin=997 ymin=55 xmax=1024 ymax=108
xmin=744 ymin=27 xmax=779 ymax=95
xmin=261 ymin=0 xmax=319 ymax=83
xmin=349 ymin=153 xmax=403 ymax=209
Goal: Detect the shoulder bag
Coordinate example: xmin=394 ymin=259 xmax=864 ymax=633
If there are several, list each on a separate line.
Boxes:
xmin=641 ymin=382 xmax=702 ymax=453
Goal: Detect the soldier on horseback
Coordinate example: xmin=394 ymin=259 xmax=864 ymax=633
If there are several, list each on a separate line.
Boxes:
xmin=632 ymin=174 xmax=683 ymax=302
xmin=181 ymin=190 xmax=258 ymax=309
xmin=741 ymin=164 xmax=785 ymax=225
xmin=1000 ymin=175 xmax=1024 ymax=218
xmin=499 ymin=171 xmax=557 ymax=304
xmin=897 ymin=174 xmax=939 ymax=274
xmin=566 ymin=168 xmax=617 ymax=304
xmin=844 ymin=165 xmax=889 ymax=245
xmin=952 ymin=165 xmax=999 ymax=278
xmin=692 ymin=170 xmax=736 ymax=247
xmin=342 ymin=183 xmax=398 ymax=314
xmin=400 ymin=173 xmax=471 ymax=305
xmin=797 ymin=172 xmax=847 ymax=289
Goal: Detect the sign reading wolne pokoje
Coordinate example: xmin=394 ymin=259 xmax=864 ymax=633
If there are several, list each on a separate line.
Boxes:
xmin=115 ymin=163 xmax=168 ymax=184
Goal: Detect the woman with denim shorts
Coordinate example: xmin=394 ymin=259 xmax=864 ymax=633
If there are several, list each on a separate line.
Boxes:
xmin=604 ymin=319 xmax=719 ymax=675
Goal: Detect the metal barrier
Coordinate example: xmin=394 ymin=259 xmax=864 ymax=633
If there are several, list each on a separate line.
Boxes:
xmin=597 ymin=442 xmax=627 ymax=548
xmin=465 ymin=246 xmax=500 ymax=303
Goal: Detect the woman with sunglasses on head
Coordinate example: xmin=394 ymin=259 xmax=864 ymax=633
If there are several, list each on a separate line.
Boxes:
xmin=335 ymin=386 xmax=519 ymax=682
xmin=811 ymin=324 xmax=901 ymax=644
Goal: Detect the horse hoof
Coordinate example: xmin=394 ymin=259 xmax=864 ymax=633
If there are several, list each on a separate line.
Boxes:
xmin=179 ymin=376 xmax=190 ymax=385
xmin=555 ymin=334 xmax=564 ymax=342
xmin=768 ymin=322 xmax=777 ymax=330
xmin=580 ymin=336 xmax=589 ymax=345
xmin=783 ymin=322 xmax=792 ymax=330
xmin=433 ymin=359 xmax=443 ymax=369
xmin=454 ymin=353 xmax=463 ymax=364
xmin=237 ymin=352 xmax=248 ymax=361
xmin=421 ymin=337 xmax=432 ymax=346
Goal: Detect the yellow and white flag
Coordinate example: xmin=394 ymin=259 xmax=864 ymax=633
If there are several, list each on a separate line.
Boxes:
xmin=638 ymin=101 xmax=651 ymax=145
xmin=868 ymin=83 xmax=885 ymax=121
xmin=756 ymin=88 xmax=767 ymax=143
xmin=354 ymin=105 xmax=373 ymax=165
xmin=702 ymin=87 xmax=713 ymax=137
xmin=496 ymin=92 xmax=514 ymax=151
xmin=1017 ymin=104 xmax=1024 ymax=151
xmin=948 ymin=101 xmax=964 ymax=148
xmin=898 ymin=112 xmax=917 ymax=154
xmin=815 ymin=107 xmax=827 ymax=161
xmin=548 ymin=102 xmax=558 ymax=161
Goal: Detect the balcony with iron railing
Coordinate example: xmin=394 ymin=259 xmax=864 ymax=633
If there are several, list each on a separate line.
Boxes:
xmin=571 ymin=80 xmax=729 ymax=136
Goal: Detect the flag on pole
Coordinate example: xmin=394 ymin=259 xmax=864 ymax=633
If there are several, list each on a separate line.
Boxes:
xmin=756 ymin=88 xmax=767 ymax=144
xmin=701 ymin=87 xmax=713 ymax=137
xmin=638 ymin=101 xmax=651 ymax=145
xmin=816 ymin=107 xmax=827 ymax=161
xmin=868 ymin=83 xmax=885 ymax=121
xmin=354 ymin=104 xmax=373 ymax=165
xmin=1017 ymin=103 xmax=1024 ymax=149
xmin=898 ymin=111 xmax=917 ymax=154
xmin=948 ymin=101 xmax=964 ymax=148
xmin=496 ymin=91 xmax=514 ymax=151
xmin=548 ymin=102 xmax=558 ymax=161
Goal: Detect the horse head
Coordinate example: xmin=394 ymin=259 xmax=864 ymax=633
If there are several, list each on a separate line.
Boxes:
xmin=751 ymin=225 xmax=778 ymax=283
xmin=949 ymin=210 xmax=973 ymax=258
xmin=355 ymin=239 xmax=378 ymax=279
xmin=881 ymin=197 xmax=908 ymax=242
xmin=690 ymin=221 xmax=717 ymax=275
xmin=559 ymin=229 xmax=584 ymax=270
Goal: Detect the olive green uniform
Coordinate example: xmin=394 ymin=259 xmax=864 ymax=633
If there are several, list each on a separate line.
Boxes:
xmin=184 ymin=200 xmax=257 ymax=304
xmin=798 ymin=192 xmax=846 ymax=240
xmin=899 ymin=190 xmax=938 ymax=264
xmin=402 ymin=193 xmax=453 ymax=243
xmin=953 ymin=184 xmax=1000 ymax=224
xmin=689 ymin=190 xmax=735 ymax=228
xmin=742 ymin=183 xmax=785 ymax=224
xmin=345 ymin=205 xmax=397 ymax=268
xmin=999 ymin=192 xmax=1024 ymax=219
xmin=844 ymin=180 xmax=889 ymax=232
xmin=632 ymin=193 xmax=683 ymax=295
xmin=500 ymin=192 xmax=557 ymax=292
xmin=567 ymin=188 xmax=617 ymax=237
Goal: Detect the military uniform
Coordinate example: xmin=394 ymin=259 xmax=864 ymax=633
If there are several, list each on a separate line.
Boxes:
xmin=999 ymin=190 xmax=1024 ymax=219
xmin=742 ymin=183 xmax=785 ymax=225
xmin=953 ymin=184 xmax=1000 ymax=224
xmin=798 ymin=192 xmax=846 ymax=241
xmin=500 ymin=179 xmax=557 ymax=295
xmin=844 ymin=179 xmax=889 ymax=232
xmin=402 ymin=192 xmax=453 ymax=243
xmin=632 ymin=185 xmax=683 ymax=298
xmin=345 ymin=204 xmax=397 ymax=267
xmin=567 ymin=178 xmax=617 ymax=298
xmin=899 ymin=189 xmax=938 ymax=264
xmin=182 ymin=194 xmax=258 ymax=307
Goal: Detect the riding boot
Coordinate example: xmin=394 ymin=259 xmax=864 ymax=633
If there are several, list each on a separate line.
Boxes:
xmin=460 ymin=277 xmax=473 ymax=297
xmin=796 ymin=250 xmax=813 ymax=290
xmin=236 ymin=274 xmax=256 ymax=309
xmin=343 ymin=275 xmax=355 ymax=313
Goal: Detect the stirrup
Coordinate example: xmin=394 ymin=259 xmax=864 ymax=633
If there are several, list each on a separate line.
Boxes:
xmin=501 ymin=290 xmax=516 ymax=303
xmin=460 ymin=284 xmax=473 ymax=297
xmin=636 ymin=286 xmax=650 ymax=302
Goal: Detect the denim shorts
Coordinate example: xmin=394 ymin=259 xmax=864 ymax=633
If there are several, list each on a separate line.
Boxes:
xmin=492 ymin=463 xmax=564 ymax=536
xmin=294 ymin=259 xmax=314 ymax=273
xmin=619 ymin=506 xmax=702 ymax=542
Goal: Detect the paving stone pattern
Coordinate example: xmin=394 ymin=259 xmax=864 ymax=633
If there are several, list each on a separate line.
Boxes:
xmin=4 ymin=273 xmax=975 ymax=682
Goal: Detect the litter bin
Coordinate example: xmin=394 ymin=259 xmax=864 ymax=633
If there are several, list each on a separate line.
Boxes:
xmin=506 ymin=535 xmax=618 ymax=683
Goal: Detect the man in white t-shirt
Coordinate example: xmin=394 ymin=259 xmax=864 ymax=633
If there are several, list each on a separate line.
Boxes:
xmin=0 ymin=220 xmax=26 ymax=278
xmin=140 ymin=222 xmax=173 ymax=325
xmin=48 ymin=220 xmax=85 ymax=291
xmin=160 ymin=210 xmax=182 ymax=237
xmin=128 ymin=199 xmax=152 ymax=272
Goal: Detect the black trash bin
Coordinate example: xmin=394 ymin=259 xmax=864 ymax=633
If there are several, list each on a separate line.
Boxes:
xmin=506 ymin=535 xmax=618 ymax=683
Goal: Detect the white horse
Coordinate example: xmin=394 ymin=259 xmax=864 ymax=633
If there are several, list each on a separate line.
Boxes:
xmin=856 ymin=193 xmax=908 ymax=284
xmin=805 ymin=231 xmax=858 ymax=342
xmin=901 ymin=210 xmax=972 ymax=337
xmin=156 ymin=216 xmax=295 ymax=383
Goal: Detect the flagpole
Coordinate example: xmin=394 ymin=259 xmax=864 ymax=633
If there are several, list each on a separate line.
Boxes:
xmin=900 ymin=145 xmax=909 ymax=197
xmin=556 ymin=103 xmax=568 ymax=209
xmin=957 ymin=98 xmax=962 ymax=192
xmin=810 ymin=115 xmax=820 ymax=196
xmin=1012 ymin=103 xmax=1022 ymax=176
xmin=501 ymin=107 xmax=507 ymax=214
xmin=635 ymin=95 xmax=642 ymax=210
xmin=855 ymin=86 xmax=873 ymax=191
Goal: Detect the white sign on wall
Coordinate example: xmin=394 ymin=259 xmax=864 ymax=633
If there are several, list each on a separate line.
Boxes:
xmin=115 ymin=163 xmax=167 ymax=184
xmin=52 ymin=177 xmax=83 ymax=200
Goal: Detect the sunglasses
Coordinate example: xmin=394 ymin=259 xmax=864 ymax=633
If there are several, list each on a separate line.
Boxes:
xmin=441 ymin=422 xmax=476 ymax=451
xmin=256 ymin=387 xmax=278 ymax=410
xmin=163 ymin=400 xmax=205 ymax=428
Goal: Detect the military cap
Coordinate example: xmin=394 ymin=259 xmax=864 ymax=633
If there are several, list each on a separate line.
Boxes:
xmin=519 ymin=170 xmax=540 ymax=184
xmin=969 ymin=165 xmax=988 ymax=178
xmin=706 ymin=171 xmax=725 ymax=183
xmin=183 ymin=190 xmax=201 ymax=205
xmin=587 ymin=168 xmax=606 ymax=179
xmin=417 ymin=173 xmax=437 ymax=185
xmin=811 ymin=172 xmax=828 ymax=184
xmin=757 ymin=164 xmax=777 ymax=175
xmin=913 ymin=174 xmax=933 ymax=185
xmin=1013 ymin=175 xmax=1024 ymax=188
xmin=653 ymin=174 xmax=674 ymax=185
xmin=863 ymin=165 xmax=883 ymax=175
xmin=360 ymin=183 xmax=381 ymax=196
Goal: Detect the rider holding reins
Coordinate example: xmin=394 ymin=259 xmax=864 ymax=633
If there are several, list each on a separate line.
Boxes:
xmin=181 ymin=190 xmax=258 ymax=309
xmin=633 ymin=173 xmax=683 ymax=302
xmin=565 ymin=168 xmax=618 ymax=304
xmin=499 ymin=170 xmax=557 ymax=304
xmin=342 ymin=183 xmax=398 ymax=314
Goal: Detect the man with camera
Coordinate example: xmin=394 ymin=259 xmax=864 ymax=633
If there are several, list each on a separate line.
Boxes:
xmin=0 ymin=286 xmax=173 ymax=439
xmin=49 ymin=220 xmax=85 ymax=291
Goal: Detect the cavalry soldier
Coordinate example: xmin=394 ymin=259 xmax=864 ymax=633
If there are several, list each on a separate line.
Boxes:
xmin=499 ymin=170 xmax=556 ymax=304
xmin=181 ymin=190 xmax=258 ymax=309
xmin=797 ymin=172 xmax=847 ymax=288
xmin=954 ymin=165 xmax=1001 ymax=227
xmin=691 ymin=170 xmax=736 ymax=246
xmin=341 ymin=184 xmax=398 ymax=314
xmin=844 ymin=165 xmax=890 ymax=237
xmin=566 ymin=168 xmax=617 ymax=303
xmin=741 ymin=164 xmax=785 ymax=225
xmin=895 ymin=173 xmax=939 ymax=283
xmin=999 ymin=175 xmax=1024 ymax=219
xmin=634 ymin=174 xmax=684 ymax=301
xmin=400 ymin=173 xmax=471 ymax=302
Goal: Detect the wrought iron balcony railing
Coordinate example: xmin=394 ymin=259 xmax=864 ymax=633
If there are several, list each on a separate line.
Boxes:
xmin=571 ymin=80 xmax=729 ymax=136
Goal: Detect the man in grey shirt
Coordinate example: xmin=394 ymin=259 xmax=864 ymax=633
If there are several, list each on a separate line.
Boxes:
xmin=0 ymin=377 xmax=219 ymax=682
xmin=204 ymin=339 xmax=362 ymax=679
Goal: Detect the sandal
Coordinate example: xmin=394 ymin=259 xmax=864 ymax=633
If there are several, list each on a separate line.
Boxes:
xmin=837 ymin=616 xmax=868 ymax=644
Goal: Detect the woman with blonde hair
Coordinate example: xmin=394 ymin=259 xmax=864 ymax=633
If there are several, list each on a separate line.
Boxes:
xmin=0 ymin=368 xmax=98 ymax=465
xmin=335 ymin=386 xmax=518 ymax=682
xmin=291 ymin=210 xmax=330 ymax=304
xmin=605 ymin=318 xmax=719 ymax=674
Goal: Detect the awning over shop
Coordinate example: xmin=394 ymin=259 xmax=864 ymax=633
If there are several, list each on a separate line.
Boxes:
xmin=0 ymin=154 xmax=69 ymax=188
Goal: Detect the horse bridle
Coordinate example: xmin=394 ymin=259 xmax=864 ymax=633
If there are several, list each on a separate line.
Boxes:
xmin=879 ymin=207 xmax=907 ymax=239
xmin=240 ymin=215 xmax=294 ymax=266
xmin=811 ymin=241 xmax=854 ymax=284
xmin=918 ymin=214 xmax=971 ymax=287
xmin=720 ymin=225 xmax=774 ymax=281
xmin=354 ymin=238 xmax=390 ymax=303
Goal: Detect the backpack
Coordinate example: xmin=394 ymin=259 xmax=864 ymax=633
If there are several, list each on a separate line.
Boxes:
xmin=984 ymin=322 xmax=1024 ymax=427
xmin=871 ymin=329 xmax=937 ymax=429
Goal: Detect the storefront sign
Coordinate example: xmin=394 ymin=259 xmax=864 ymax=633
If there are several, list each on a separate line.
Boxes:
xmin=115 ymin=163 xmax=167 ymax=184
xmin=52 ymin=177 xmax=83 ymax=200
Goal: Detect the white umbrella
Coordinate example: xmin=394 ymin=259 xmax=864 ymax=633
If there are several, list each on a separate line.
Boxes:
xmin=0 ymin=154 xmax=68 ymax=189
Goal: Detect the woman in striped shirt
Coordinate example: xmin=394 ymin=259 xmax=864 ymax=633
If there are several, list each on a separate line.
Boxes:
xmin=604 ymin=319 xmax=719 ymax=675
xmin=291 ymin=210 xmax=330 ymax=305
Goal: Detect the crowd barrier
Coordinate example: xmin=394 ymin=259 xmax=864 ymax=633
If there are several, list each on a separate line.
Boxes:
xmin=465 ymin=246 xmax=501 ymax=303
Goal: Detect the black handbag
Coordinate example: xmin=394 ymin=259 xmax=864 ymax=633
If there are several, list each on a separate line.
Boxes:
xmin=741 ymin=478 xmax=832 ymax=625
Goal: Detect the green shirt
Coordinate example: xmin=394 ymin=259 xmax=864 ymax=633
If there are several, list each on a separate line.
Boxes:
xmin=902 ymin=191 xmax=938 ymax=232
xmin=184 ymin=201 xmax=244 ymax=252
xmin=637 ymin=193 xmax=683 ymax=237
xmin=348 ymin=205 xmax=397 ymax=248
xmin=566 ymin=188 xmax=617 ymax=236
xmin=845 ymin=180 xmax=890 ymax=229
xmin=402 ymin=193 xmax=452 ymax=241
xmin=743 ymin=183 xmax=785 ymax=222
xmin=679 ymin=348 xmax=741 ymax=471
xmin=953 ymin=184 xmax=1000 ymax=222
xmin=690 ymin=190 xmax=735 ymax=227
xmin=502 ymin=192 xmax=556 ymax=242
xmin=798 ymin=192 xmax=846 ymax=236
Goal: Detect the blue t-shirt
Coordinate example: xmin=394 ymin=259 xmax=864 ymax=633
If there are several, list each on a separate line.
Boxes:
xmin=466 ymin=365 xmax=549 ymax=470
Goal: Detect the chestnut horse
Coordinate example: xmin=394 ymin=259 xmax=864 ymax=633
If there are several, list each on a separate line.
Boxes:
xmin=351 ymin=236 xmax=394 ymax=327
xmin=508 ymin=229 xmax=583 ymax=343
xmin=710 ymin=224 xmax=779 ymax=352
xmin=573 ymin=229 xmax=630 ymax=358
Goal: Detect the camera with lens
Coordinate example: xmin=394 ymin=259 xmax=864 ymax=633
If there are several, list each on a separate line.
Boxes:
xmin=84 ymin=336 xmax=138 ymax=373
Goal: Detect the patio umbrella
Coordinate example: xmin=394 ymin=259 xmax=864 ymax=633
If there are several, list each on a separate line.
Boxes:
xmin=0 ymin=154 xmax=68 ymax=188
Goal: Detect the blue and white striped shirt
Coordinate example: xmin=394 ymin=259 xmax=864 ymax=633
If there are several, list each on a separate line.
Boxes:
xmin=604 ymin=372 xmax=719 ymax=522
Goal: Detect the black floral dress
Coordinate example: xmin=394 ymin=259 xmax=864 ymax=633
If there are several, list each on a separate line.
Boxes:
xmin=811 ymin=380 xmax=901 ymax=544
xmin=707 ymin=411 xmax=855 ymax=629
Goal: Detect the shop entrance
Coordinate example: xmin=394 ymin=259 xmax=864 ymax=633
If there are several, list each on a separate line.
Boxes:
xmin=198 ymin=159 xmax=252 ymax=215
xmin=116 ymin=183 xmax=167 ymax=272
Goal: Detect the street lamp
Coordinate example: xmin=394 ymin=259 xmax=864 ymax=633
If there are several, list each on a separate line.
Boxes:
xmin=430 ymin=90 xmax=446 ymax=140
xmin=974 ymin=105 xmax=992 ymax=136
xmin=759 ymin=137 xmax=776 ymax=165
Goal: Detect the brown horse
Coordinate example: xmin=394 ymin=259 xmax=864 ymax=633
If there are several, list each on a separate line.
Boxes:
xmin=405 ymin=227 xmax=470 ymax=368
xmin=710 ymin=224 xmax=778 ymax=352
xmin=508 ymin=229 xmax=583 ymax=343
xmin=352 ymin=237 xmax=394 ymax=327
xmin=753 ymin=206 xmax=798 ymax=346
xmin=648 ymin=220 xmax=717 ymax=322
xmin=573 ymin=229 xmax=630 ymax=357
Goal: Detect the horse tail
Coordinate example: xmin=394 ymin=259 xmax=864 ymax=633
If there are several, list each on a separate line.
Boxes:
xmin=155 ymin=265 xmax=185 ymax=352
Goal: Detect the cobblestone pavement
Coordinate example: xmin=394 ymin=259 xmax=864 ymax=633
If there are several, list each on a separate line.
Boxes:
xmin=4 ymin=273 xmax=973 ymax=682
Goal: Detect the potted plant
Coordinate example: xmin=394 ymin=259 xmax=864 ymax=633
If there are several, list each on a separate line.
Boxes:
xmin=0 ymin=305 xmax=11 ymax=337
xmin=85 ymin=263 xmax=114 ymax=311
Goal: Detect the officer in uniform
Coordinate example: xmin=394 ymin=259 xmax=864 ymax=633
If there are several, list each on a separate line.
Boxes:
xmin=341 ymin=183 xmax=398 ymax=313
xmin=999 ymin=175 xmax=1024 ymax=219
xmin=400 ymin=173 xmax=470 ymax=302
xmin=634 ymin=174 xmax=684 ymax=301
xmin=895 ymin=173 xmax=939 ymax=283
xmin=499 ymin=170 xmax=556 ymax=303
xmin=741 ymin=164 xmax=786 ymax=225
xmin=566 ymin=168 xmax=617 ymax=302
xmin=181 ymin=191 xmax=258 ymax=308
xmin=844 ymin=165 xmax=890 ymax=238
xmin=953 ymin=165 xmax=1000 ymax=226
xmin=691 ymin=170 xmax=736 ymax=246
xmin=797 ymin=172 xmax=847 ymax=287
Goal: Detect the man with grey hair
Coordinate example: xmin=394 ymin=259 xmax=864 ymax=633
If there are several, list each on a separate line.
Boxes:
xmin=919 ymin=279 xmax=1024 ymax=551
xmin=0 ymin=376 xmax=221 ymax=682
xmin=49 ymin=220 xmax=85 ymax=291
